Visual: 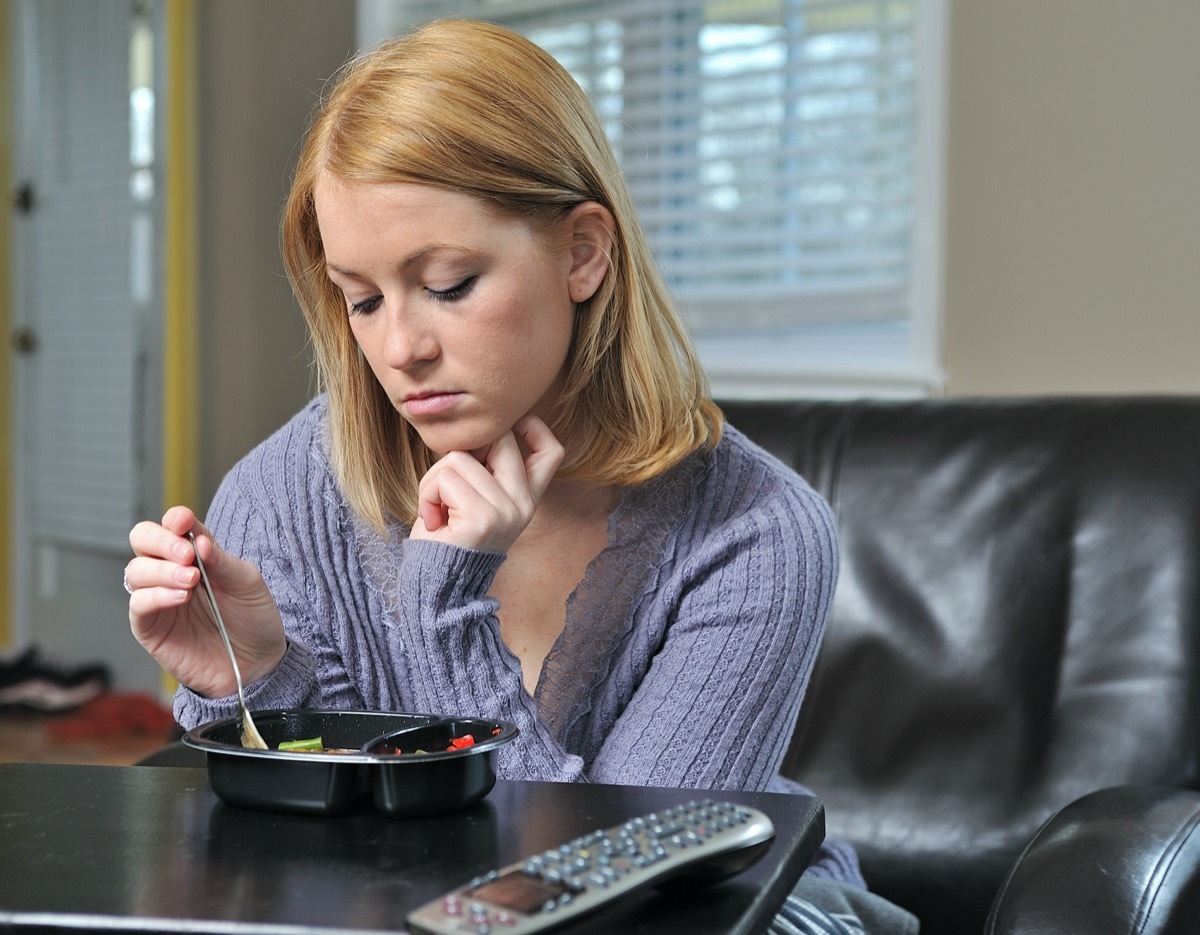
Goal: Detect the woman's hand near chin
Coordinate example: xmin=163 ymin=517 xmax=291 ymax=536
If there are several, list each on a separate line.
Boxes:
xmin=125 ymin=505 xmax=288 ymax=698
xmin=409 ymin=414 xmax=566 ymax=553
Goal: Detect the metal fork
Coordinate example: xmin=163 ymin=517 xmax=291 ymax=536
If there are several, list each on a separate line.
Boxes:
xmin=188 ymin=532 xmax=268 ymax=750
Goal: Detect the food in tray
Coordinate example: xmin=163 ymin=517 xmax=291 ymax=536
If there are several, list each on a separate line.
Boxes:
xmin=276 ymin=737 xmax=359 ymax=754
xmin=374 ymin=728 xmax=501 ymax=755
xmin=274 ymin=727 xmax=497 ymax=755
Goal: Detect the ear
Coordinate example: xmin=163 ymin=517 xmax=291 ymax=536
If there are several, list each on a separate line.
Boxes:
xmin=564 ymin=202 xmax=614 ymax=304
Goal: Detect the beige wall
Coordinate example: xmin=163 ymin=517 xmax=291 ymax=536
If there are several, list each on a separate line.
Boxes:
xmin=195 ymin=0 xmax=356 ymax=508
xmin=943 ymin=1 xmax=1200 ymax=395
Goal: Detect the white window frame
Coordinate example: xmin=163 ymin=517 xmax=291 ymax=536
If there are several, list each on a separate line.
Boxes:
xmin=357 ymin=0 xmax=947 ymax=399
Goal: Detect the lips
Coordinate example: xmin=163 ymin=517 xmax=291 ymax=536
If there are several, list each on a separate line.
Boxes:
xmin=402 ymin=391 xmax=464 ymax=417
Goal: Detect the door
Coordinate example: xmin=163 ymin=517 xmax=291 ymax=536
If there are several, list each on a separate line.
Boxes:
xmin=8 ymin=0 xmax=163 ymax=691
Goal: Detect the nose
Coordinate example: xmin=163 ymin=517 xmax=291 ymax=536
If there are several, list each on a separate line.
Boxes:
xmin=379 ymin=297 xmax=439 ymax=371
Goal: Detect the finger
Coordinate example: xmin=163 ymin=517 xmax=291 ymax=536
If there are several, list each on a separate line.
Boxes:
xmin=130 ymin=519 xmax=197 ymax=567
xmin=423 ymin=450 xmax=509 ymax=502
xmin=417 ymin=491 xmax=449 ymax=533
xmin=168 ymin=507 xmax=223 ymax=559
xmin=512 ymin=415 xmax=565 ymax=500
xmin=161 ymin=505 xmax=200 ymax=536
xmin=480 ymin=426 xmax=560 ymax=503
xmin=479 ymin=431 xmax=533 ymax=503
xmin=419 ymin=456 xmax=503 ymax=525
xmin=165 ymin=506 xmax=227 ymax=565
xmin=415 ymin=460 xmax=522 ymax=551
xmin=124 ymin=554 xmax=200 ymax=594
xmin=186 ymin=530 xmax=262 ymax=600
xmin=128 ymin=584 xmax=191 ymax=619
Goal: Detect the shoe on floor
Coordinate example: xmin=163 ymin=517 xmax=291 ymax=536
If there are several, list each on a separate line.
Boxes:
xmin=0 ymin=646 xmax=111 ymax=712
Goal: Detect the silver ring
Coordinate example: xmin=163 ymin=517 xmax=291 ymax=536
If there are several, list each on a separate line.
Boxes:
xmin=123 ymin=571 xmax=133 ymax=595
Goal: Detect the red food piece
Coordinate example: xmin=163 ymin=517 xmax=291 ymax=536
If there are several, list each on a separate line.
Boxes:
xmin=447 ymin=734 xmax=475 ymax=750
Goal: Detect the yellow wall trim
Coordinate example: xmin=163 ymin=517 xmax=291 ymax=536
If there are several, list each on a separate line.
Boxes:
xmin=160 ymin=0 xmax=198 ymax=694
xmin=163 ymin=0 xmax=198 ymax=511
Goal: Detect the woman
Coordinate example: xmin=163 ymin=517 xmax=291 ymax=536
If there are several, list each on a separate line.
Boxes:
xmin=125 ymin=19 xmax=915 ymax=934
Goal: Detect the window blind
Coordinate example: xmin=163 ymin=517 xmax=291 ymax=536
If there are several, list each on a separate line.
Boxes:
xmin=359 ymin=0 xmax=928 ymax=342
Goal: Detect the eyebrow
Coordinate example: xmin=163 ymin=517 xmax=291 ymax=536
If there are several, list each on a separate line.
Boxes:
xmin=325 ymin=244 xmax=483 ymax=279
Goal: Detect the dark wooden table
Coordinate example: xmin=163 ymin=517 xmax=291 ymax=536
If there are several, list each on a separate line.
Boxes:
xmin=0 ymin=762 xmax=824 ymax=934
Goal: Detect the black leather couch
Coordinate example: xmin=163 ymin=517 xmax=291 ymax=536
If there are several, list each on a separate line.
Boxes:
xmin=720 ymin=397 xmax=1200 ymax=935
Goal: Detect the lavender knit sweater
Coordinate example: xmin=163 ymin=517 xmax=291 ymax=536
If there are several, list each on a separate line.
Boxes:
xmin=176 ymin=395 xmax=863 ymax=884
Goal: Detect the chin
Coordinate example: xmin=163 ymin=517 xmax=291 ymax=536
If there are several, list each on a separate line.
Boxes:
xmin=417 ymin=427 xmax=503 ymax=458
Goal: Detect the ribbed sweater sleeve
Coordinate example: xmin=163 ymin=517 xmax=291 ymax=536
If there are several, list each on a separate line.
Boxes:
xmin=174 ymin=398 xmax=386 ymax=727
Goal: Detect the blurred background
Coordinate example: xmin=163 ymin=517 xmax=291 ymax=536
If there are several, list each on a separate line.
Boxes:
xmin=1 ymin=0 xmax=1197 ymax=757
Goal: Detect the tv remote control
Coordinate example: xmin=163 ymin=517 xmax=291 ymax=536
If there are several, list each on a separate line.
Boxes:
xmin=406 ymin=798 xmax=775 ymax=934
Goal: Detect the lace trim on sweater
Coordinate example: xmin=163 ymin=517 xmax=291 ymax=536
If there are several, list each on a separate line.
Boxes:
xmin=534 ymin=452 xmax=708 ymax=753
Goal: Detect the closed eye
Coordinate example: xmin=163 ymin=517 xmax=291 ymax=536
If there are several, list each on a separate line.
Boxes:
xmin=348 ymin=295 xmax=383 ymax=316
xmin=427 ymin=275 xmax=478 ymax=304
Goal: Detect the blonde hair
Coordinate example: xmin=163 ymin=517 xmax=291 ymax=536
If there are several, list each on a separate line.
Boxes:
xmin=281 ymin=18 xmax=722 ymax=531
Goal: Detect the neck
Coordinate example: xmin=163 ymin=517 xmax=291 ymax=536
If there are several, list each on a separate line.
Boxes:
xmin=530 ymin=477 xmax=618 ymax=533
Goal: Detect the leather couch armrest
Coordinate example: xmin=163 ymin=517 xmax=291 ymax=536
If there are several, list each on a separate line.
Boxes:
xmin=985 ymin=785 xmax=1200 ymax=935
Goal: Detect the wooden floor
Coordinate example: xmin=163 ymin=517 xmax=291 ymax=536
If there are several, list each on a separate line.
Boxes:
xmin=0 ymin=704 xmax=177 ymax=767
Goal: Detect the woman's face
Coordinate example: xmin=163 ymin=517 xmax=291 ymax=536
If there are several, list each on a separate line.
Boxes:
xmin=315 ymin=177 xmax=582 ymax=456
